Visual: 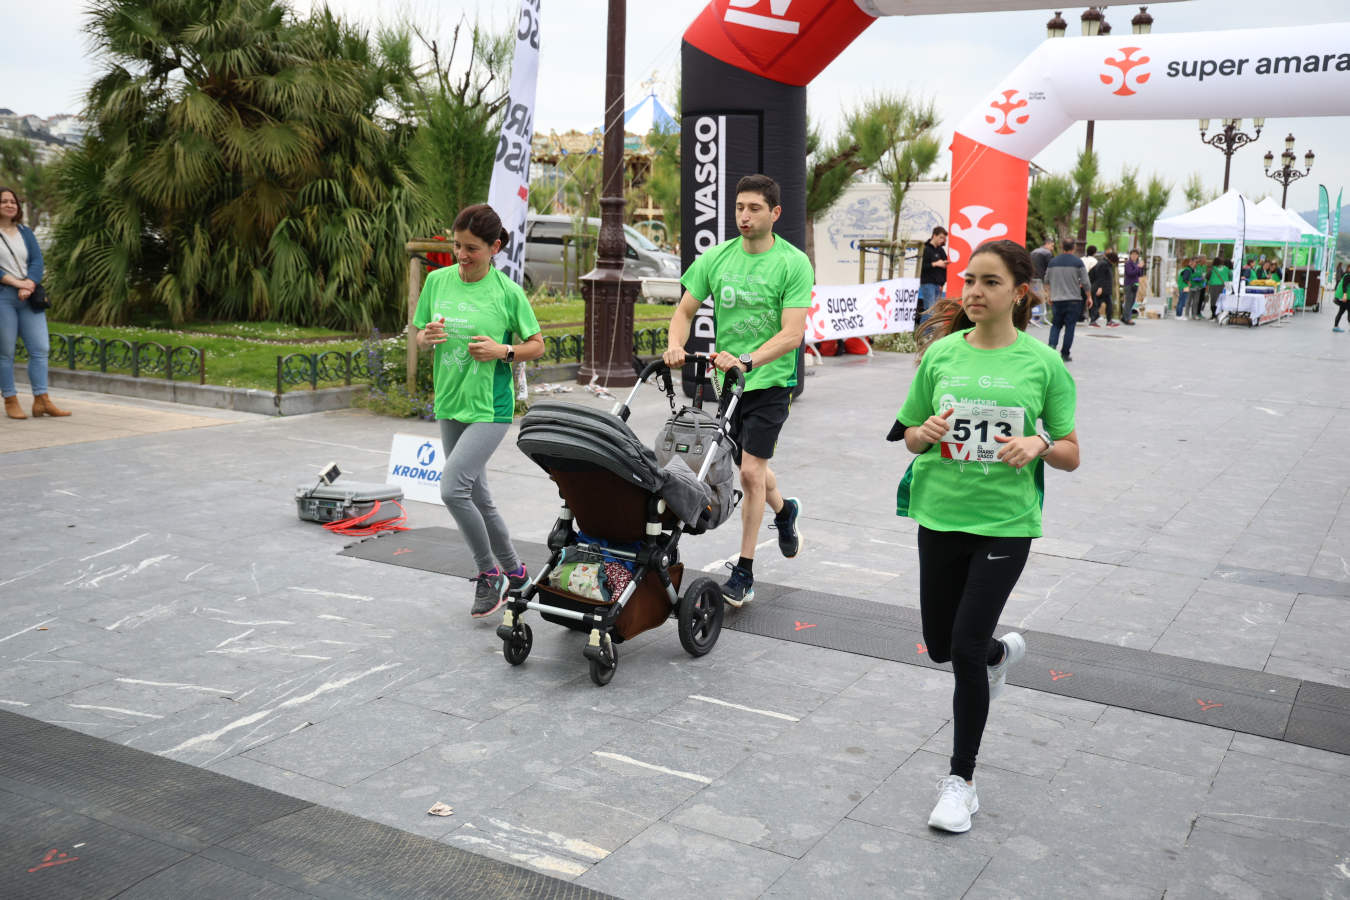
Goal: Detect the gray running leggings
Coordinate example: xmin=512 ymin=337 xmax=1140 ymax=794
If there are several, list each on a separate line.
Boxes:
xmin=438 ymin=419 xmax=520 ymax=574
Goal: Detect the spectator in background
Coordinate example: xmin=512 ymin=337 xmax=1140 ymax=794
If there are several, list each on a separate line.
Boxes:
xmin=1206 ymin=256 xmax=1231 ymax=321
xmin=1046 ymin=238 xmax=1091 ymax=362
xmin=1188 ymin=257 xmax=1210 ymax=319
xmin=918 ymin=226 xmax=949 ymax=322
xmin=1088 ymin=250 xmax=1119 ymax=328
xmin=1333 ymin=264 xmax=1350 ymax=333
xmin=1122 ymin=249 xmax=1145 ymax=325
xmin=1029 ymin=236 xmax=1054 ymax=327
xmin=1175 ymin=257 xmax=1194 ymax=320
xmin=0 ymin=186 xmax=70 ymax=419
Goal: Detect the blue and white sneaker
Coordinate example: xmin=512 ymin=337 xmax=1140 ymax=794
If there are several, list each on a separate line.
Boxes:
xmin=771 ymin=497 xmax=803 ymax=558
xmin=721 ymin=563 xmax=755 ymax=608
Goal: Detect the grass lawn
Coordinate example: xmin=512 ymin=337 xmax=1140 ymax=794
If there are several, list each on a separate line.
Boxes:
xmin=46 ymin=301 xmax=672 ymax=392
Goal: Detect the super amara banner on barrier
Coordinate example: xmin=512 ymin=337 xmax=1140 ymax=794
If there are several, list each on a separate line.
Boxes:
xmin=805 ymin=278 xmax=920 ymax=343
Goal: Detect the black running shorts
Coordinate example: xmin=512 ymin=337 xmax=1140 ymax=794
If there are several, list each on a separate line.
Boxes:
xmin=730 ymin=385 xmax=793 ymax=464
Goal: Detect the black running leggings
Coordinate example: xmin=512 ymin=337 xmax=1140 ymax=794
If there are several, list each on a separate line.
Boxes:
xmin=1336 ymin=301 xmax=1349 ymax=328
xmin=917 ymin=526 xmax=1032 ymax=781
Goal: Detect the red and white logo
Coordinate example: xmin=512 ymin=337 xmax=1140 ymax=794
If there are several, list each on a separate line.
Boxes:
xmin=807 ymin=289 xmax=826 ymax=341
xmin=724 ymin=0 xmax=800 ymax=34
xmin=984 ymin=90 xmax=1029 ymax=135
xmin=1101 ymin=47 xmax=1151 ymax=96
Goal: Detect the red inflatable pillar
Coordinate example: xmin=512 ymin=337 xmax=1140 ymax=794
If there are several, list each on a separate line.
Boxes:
xmin=945 ymin=133 xmax=1031 ymax=299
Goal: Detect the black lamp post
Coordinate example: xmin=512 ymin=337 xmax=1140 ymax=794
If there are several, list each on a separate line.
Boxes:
xmin=1198 ymin=117 xmax=1264 ymax=193
xmin=1073 ymin=8 xmax=1111 ymax=245
xmin=577 ymin=0 xmax=639 ymax=387
xmin=1263 ymin=134 xmax=1315 ymax=209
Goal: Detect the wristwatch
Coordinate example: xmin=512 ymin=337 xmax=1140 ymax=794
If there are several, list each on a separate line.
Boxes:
xmin=738 ymin=353 xmax=754 ymax=371
xmin=1035 ymin=424 xmax=1054 ymax=456
xmin=505 ymin=347 xmax=515 ymax=363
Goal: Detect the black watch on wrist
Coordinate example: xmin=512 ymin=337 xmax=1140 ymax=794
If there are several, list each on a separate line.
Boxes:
xmin=505 ymin=347 xmax=515 ymax=363
xmin=738 ymin=353 xmax=754 ymax=371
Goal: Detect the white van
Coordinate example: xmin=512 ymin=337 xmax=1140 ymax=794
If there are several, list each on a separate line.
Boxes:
xmin=524 ymin=214 xmax=681 ymax=292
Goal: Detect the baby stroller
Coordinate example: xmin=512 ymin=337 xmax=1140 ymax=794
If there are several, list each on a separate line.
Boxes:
xmin=500 ymin=356 xmax=744 ymax=685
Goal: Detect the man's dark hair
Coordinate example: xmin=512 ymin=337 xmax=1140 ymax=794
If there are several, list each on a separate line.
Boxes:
xmin=931 ymin=226 xmax=948 ymax=238
xmin=1062 ymin=239 xmax=1076 ymax=252
xmin=735 ymin=174 xmax=780 ymax=209
xmin=1085 ymin=244 xmax=1098 ymax=256
xmin=1043 ymin=236 xmax=1055 ymax=247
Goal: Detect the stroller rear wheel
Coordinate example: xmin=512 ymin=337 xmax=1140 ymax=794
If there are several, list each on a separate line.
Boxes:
xmin=586 ymin=634 xmax=618 ymax=686
xmin=502 ymin=623 xmax=533 ymax=666
xmin=678 ymin=577 xmax=724 ymax=657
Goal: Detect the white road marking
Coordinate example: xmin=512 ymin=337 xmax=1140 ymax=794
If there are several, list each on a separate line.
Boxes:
xmin=115 ymin=679 xmax=233 ymax=694
xmin=701 ymin=538 xmax=776 ymax=573
xmin=591 ymin=751 xmax=712 ymax=784
xmin=184 ymin=564 xmax=211 ymax=581
xmin=0 ymin=699 xmax=31 ymax=707
xmin=818 ymin=560 xmax=899 ymax=578
xmin=688 ymin=694 xmax=799 ymax=722
xmin=80 ymin=533 xmax=150 ymax=561
xmin=0 ymin=619 xmax=56 ymax=644
xmin=214 ymin=629 xmax=255 ymax=649
xmin=68 ymin=704 xmax=164 ymax=719
xmin=164 ymin=662 xmax=401 ymax=754
xmin=483 ymin=817 xmax=609 ymax=861
xmin=289 ymin=587 xmax=375 ymax=602
xmin=218 ymin=619 xmax=294 ymax=626
xmin=1254 ymin=407 xmax=1281 ymax=416
xmin=450 ymin=832 xmax=589 ymax=878
xmin=0 ymin=560 xmax=58 ymax=588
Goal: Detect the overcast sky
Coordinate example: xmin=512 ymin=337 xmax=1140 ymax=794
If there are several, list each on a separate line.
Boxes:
xmin=6 ymin=0 xmax=1347 ymax=217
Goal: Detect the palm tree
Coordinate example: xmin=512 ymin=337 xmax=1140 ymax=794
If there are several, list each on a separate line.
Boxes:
xmin=48 ymin=0 xmax=431 ymax=331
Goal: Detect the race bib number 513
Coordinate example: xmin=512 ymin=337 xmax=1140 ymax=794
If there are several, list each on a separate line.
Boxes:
xmin=940 ymin=403 xmax=1025 ymax=464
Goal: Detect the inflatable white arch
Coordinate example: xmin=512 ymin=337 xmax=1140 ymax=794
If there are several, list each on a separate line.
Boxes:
xmin=946 ymin=21 xmax=1350 ymax=294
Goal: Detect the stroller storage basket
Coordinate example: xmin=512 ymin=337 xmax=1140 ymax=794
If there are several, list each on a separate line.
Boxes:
xmin=534 ymin=563 xmax=684 ymax=641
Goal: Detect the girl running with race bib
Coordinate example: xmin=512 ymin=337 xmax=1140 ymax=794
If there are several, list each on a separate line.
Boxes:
xmin=890 ymin=239 xmax=1080 ymax=834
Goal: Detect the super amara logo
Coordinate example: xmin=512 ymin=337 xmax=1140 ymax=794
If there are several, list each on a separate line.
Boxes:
xmin=1168 ymin=52 xmax=1350 ymax=82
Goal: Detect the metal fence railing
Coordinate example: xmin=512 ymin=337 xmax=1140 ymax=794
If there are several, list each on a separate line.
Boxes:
xmin=19 ymin=334 xmax=207 ymax=384
xmin=540 ymin=327 xmax=669 ymax=364
xmin=276 ymin=349 xmax=380 ymax=396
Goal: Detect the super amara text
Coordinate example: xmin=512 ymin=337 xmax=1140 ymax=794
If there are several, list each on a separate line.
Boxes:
xmin=1168 ymin=54 xmax=1350 ymax=82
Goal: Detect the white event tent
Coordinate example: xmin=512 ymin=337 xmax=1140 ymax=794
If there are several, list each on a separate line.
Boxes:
xmin=1253 ymin=197 xmax=1325 ymax=241
xmin=1154 ymin=191 xmax=1301 ymax=243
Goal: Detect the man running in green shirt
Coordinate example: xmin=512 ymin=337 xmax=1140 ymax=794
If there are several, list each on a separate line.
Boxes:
xmin=664 ymin=174 xmax=812 ymax=607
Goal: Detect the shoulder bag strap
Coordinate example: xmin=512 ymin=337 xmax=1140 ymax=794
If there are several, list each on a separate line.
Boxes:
xmin=0 ymin=230 xmax=23 ymax=278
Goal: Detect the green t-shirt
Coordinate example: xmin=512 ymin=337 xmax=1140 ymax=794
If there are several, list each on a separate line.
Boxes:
xmin=1177 ymin=267 xmax=1193 ymax=290
xmin=895 ymin=329 xmax=1077 ymax=538
xmin=412 ymin=265 xmax=540 ymax=423
xmin=1190 ymin=267 xmax=1209 ymax=289
xmin=1209 ymin=265 xmax=1231 ymax=286
xmin=681 ymin=235 xmax=814 ymax=391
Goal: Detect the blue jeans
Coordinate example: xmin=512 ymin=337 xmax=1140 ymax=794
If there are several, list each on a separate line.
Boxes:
xmin=1175 ymin=290 xmax=1189 ymax=317
xmin=0 ymin=291 xmax=49 ymax=396
xmin=1048 ymin=300 xmax=1079 ymax=356
xmin=917 ymin=282 xmax=942 ymax=322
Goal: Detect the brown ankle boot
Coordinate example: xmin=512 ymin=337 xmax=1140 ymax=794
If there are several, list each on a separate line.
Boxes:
xmin=4 ymin=395 xmax=26 ymax=419
xmin=32 ymin=394 xmax=71 ymax=417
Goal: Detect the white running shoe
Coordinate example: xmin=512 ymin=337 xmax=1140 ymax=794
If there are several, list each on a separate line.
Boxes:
xmin=987 ymin=631 xmax=1026 ymax=701
xmin=928 ymin=775 xmax=979 ymax=833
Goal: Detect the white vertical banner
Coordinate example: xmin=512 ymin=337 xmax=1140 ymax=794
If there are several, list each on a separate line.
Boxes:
xmin=1232 ymin=194 xmax=1246 ymax=293
xmin=488 ymin=0 xmax=541 ymax=286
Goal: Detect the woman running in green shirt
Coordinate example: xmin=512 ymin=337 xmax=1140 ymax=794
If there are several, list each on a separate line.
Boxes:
xmin=412 ymin=204 xmax=545 ymax=618
xmin=890 ymin=239 xmax=1081 ymax=834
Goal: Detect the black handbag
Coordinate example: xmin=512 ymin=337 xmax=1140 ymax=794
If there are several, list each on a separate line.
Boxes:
xmin=26 ymin=283 xmax=49 ymax=312
xmin=0 ymin=230 xmax=47 ymax=311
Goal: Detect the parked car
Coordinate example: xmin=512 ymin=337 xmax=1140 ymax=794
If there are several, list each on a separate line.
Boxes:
xmin=524 ymin=213 xmax=681 ymax=291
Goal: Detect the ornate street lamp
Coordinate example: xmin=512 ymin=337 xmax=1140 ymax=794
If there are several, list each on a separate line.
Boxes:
xmin=1132 ymin=6 xmax=1154 ymax=34
xmin=1045 ymin=10 xmax=1067 ymax=39
xmin=1073 ymin=7 xmax=1109 ymax=243
xmin=1198 ymin=117 xmax=1263 ymax=193
xmin=1264 ymin=134 xmax=1314 ymax=208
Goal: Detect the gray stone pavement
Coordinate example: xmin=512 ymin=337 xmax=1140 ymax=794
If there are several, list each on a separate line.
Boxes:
xmin=2 ymin=310 xmax=1349 ymax=898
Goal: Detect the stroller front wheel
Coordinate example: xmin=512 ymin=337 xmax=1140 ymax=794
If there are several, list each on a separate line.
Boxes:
xmin=678 ymin=577 xmax=724 ymax=658
xmin=587 ymin=636 xmax=618 ymax=686
xmin=502 ymin=623 xmax=533 ymax=666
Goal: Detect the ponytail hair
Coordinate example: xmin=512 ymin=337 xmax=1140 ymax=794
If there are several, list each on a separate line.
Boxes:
xmin=914 ymin=239 xmax=1038 ymax=362
xmin=452 ymin=203 xmax=510 ymax=252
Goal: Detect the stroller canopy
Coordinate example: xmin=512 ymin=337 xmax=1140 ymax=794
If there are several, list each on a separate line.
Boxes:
xmin=518 ymin=400 xmax=665 ymax=492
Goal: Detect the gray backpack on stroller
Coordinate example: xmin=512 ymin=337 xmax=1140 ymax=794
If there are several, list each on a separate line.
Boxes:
xmin=655 ymin=405 xmax=739 ymax=534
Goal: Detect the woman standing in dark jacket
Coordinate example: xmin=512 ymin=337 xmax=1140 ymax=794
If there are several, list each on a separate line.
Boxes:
xmin=0 ymin=187 xmax=69 ymax=419
xmin=1088 ymin=251 xmax=1119 ymax=327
